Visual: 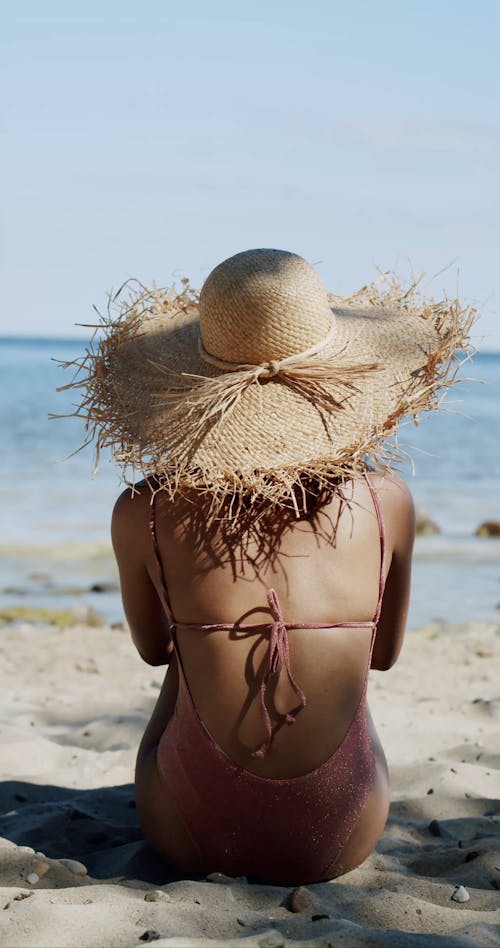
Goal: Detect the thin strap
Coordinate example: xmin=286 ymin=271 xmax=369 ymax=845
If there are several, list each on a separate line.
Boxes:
xmin=252 ymin=589 xmax=307 ymax=759
xmin=148 ymin=492 xmax=176 ymax=626
xmin=363 ymin=472 xmax=386 ymax=625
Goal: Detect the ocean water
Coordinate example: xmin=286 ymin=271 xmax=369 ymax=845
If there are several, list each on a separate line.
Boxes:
xmin=0 ymin=337 xmax=499 ymax=629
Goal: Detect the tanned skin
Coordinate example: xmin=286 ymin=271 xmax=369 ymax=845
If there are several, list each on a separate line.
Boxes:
xmin=111 ymin=471 xmax=415 ymax=877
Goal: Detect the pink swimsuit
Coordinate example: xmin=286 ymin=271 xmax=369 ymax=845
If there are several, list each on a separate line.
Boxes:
xmin=150 ymin=478 xmax=386 ymax=885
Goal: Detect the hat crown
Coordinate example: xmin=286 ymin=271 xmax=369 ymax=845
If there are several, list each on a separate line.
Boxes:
xmin=199 ymin=249 xmax=334 ymax=363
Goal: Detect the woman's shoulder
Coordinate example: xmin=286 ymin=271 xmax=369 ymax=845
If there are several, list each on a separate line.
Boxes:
xmin=371 ymin=471 xmax=415 ymax=554
xmin=111 ymin=481 xmax=153 ymax=533
xmin=355 ymin=470 xmax=415 ymax=545
xmin=364 ymin=469 xmax=413 ymax=504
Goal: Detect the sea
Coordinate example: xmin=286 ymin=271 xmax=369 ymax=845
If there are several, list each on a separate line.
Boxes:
xmin=0 ymin=337 xmax=499 ymax=630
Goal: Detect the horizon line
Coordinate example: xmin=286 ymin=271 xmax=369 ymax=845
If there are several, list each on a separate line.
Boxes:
xmin=1 ymin=333 xmax=499 ymax=356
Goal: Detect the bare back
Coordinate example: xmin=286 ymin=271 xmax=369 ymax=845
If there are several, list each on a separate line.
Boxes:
xmin=112 ymin=471 xmax=415 ymax=779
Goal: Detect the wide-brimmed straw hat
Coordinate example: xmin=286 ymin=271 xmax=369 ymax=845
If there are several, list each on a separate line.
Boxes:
xmin=59 ymin=248 xmax=474 ymax=515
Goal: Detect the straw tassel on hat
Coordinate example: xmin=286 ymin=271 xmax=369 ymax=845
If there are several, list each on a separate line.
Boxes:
xmin=56 ymin=248 xmax=475 ymax=517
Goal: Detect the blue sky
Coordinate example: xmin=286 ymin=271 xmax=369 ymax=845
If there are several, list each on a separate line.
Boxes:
xmin=2 ymin=1 xmax=499 ymax=348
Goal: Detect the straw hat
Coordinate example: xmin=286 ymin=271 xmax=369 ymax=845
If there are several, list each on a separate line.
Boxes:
xmin=60 ymin=248 xmax=474 ymax=514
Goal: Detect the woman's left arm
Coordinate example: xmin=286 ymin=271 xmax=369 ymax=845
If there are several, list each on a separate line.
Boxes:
xmin=111 ymin=488 xmax=173 ymax=666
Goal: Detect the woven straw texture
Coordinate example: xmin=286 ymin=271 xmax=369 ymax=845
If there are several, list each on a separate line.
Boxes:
xmin=57 ymin=249 xmax=475 ymax=514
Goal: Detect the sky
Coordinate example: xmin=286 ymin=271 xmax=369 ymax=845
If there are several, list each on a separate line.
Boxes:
xmin=1 ymin=0 xmax=499 ymax=349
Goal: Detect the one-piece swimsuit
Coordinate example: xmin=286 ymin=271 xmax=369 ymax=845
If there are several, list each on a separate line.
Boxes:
xmin=150 ymin=477 xmax=386 ymax=885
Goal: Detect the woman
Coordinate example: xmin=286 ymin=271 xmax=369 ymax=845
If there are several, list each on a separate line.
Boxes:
xmin=65 ymin=248 xmax=473 ymax=884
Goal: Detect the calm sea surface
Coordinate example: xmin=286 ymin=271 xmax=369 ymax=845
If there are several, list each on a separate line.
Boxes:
xmin=0 ymin=337 xmax=499 ymax=628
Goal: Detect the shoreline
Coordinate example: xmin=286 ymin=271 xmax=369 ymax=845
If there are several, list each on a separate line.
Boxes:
xmin=2 ymin=532 xmax=500 ymax=630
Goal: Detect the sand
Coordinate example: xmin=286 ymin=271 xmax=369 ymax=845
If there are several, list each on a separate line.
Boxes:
xmin=0 ymin=618 xmax=499 ymax=948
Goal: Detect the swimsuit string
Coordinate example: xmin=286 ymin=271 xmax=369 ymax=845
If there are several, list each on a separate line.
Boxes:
xmin=363 ymin=472 xmax=387 ymax=678
xmin=363 ymin=472 xmax=386 ymax=624
xmin=149 ymin=492 xmax=176 ymax=627
xmin=252 ymin=589 xmax=307 ymax=759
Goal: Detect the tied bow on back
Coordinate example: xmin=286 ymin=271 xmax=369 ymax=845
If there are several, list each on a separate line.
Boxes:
xmin=253 ymin=589 xmax=307 ymax=759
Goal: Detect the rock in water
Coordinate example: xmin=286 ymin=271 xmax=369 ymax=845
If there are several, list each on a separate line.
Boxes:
xmin=476 ymin=520 xmax=500 ymax=537
xmin=415 ymin=512 xmax=441 ymax=535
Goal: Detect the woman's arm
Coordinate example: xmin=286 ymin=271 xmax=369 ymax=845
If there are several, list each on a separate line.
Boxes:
xmin=111 ymin=488 xmax=173 ymax=666
xmin=370 ymin=475 xmax=415 ymax=671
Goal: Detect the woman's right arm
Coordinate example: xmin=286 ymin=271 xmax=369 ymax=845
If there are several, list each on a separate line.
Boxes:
xmin=370 ymin=475 xmax=415 ymax=670
xmin=111 ymin=488 xmax=173 ymax=666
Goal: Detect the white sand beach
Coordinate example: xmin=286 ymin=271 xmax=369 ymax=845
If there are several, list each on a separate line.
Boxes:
xmin=0 ymin=617 xmax=499 ymax=947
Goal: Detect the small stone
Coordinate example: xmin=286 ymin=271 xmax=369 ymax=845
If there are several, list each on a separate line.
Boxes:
xmin=287 ymin=886 xmax=317 ymax=913
xmin=144 ymin=891 xmax=170 ymax=902
xmin=58 ymin=858 xmax=87 ymax=876
xmin=26 ymin=873 xmax=39 ymax=885
xmin=139 ymin=932 xmax=161 ymax=943
xmin=451 ymin=885 xmax=470 ymax=903
xmin=427 ymin=788 xmax=434 ymax=795
xmin=13 ymin=892 xmax=33 ymax=902
xmin=258 ymin=932 xmax=286 ymax=948
xmin=206 ymin=871 xmax=235 ymax=883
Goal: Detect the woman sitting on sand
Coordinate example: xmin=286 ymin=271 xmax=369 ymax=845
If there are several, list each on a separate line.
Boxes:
xmin=67 ymin=249 xmax=472 ymax=884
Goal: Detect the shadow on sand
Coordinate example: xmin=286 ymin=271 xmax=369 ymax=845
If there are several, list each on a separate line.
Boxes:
xmin=0 ymin=779 xmax=189 ymax=885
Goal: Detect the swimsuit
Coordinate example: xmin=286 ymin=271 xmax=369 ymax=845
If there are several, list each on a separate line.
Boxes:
xmin=150 ymin=478 xmax=386 ymax=884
